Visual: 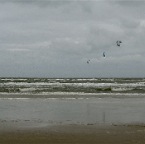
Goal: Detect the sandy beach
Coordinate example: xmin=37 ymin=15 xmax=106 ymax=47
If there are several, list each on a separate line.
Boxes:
xmin=0 ymin=94 xmax=145 ymax=143
xmin=0 ymin=124 xmax=145 ymax=144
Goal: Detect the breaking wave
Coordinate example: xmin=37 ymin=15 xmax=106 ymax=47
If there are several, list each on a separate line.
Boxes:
xmin=0 ymin=78 xmax=145 ymax=95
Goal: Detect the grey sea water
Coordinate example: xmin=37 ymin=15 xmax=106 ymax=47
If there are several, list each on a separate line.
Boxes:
xmin=0 ymin=78 xmax=145 ymax=126
xmin=0 ymin=77 xmax=145 ymax=95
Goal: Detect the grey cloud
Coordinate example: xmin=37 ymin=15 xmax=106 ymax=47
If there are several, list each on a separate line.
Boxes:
xmin=0 ymin=1 xmax=145 ymax=77
xmin=0 ymin=0 xmax=71 ymax=7
xmin=115 ymin=1 xmax=145 ymax=7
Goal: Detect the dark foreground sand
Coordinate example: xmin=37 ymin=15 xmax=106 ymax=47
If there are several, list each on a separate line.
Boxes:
xmin=0 ymin=124 xmax=145 ymax=144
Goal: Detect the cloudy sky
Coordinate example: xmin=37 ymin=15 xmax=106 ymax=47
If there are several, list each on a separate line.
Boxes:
xmin=0 ymin=0 xmax=145 ymax=78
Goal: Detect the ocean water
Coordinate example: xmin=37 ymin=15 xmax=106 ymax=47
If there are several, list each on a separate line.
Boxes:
xmin=0 ymin=77 xmax=145 ymax=96
xmin=0 ymin=77 xmax=145 ymax=126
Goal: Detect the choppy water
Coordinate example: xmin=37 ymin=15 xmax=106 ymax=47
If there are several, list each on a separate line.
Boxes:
xmin=0 ymin=78 xmax=145 ymax=95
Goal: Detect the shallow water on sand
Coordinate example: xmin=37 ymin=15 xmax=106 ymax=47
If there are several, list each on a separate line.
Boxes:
xmin=0 ymin=97 xmax=145 ymax=126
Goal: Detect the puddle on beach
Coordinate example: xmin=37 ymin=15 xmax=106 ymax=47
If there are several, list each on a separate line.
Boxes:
xmin=0 ymin=98 xmax=145 ymax=126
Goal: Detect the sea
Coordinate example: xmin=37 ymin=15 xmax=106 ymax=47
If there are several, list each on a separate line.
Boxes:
xmin=0 ymin=77 xmax=145 ymax=96
xmin=0 ymin=77 xmax=145 ymax=126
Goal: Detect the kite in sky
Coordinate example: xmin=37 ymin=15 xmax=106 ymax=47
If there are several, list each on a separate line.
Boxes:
xmin=116 ymin=41 xmax=122 ymax=46
xmin=87 ymin=60 xmax=90 ymax=64
xmin=103 ymin=52 xmax=105 ymax=57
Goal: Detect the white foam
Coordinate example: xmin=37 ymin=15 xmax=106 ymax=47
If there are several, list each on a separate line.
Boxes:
xmin=112 ymin=87 xmax=134 ymax=92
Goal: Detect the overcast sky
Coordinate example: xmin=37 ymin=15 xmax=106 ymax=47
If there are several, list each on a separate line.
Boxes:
xmin=0 ymin=0 xmax=145 ymax=78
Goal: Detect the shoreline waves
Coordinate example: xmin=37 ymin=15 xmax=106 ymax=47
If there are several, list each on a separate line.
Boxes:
xmin=0 ymin=78 xmax=145 ymax=95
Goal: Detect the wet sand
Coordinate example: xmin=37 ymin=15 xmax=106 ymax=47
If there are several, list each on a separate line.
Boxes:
xmin=0 ymin=94 xmax=145 ymax=143
xmin=0 ymin=124 xmax=145 ymax=144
